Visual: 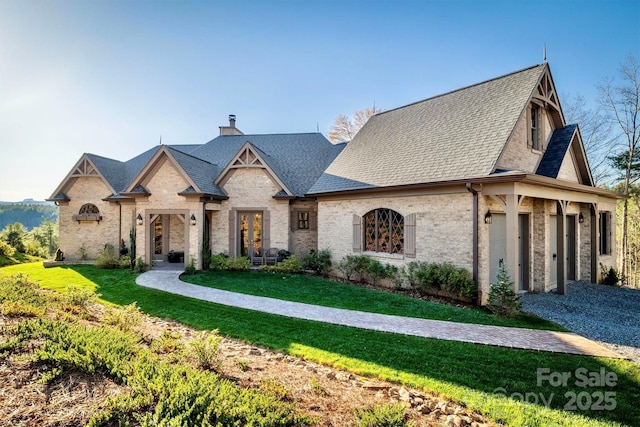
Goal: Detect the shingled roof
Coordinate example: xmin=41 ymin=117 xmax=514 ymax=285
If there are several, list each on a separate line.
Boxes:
xmin=191 ymin=133 xmax=345 ymax=196
xmin=309 ymin=64 xmax=548 ymax=194
xmin=49 ymin=133 xmax=343 ymax=201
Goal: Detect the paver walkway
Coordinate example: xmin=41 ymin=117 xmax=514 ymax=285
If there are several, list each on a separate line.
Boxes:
xmin=136 ymin=270 xmax=623 ymax=359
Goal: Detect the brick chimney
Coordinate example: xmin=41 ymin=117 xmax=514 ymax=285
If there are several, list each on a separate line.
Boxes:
xmin=219 ymin=114 xmax=244 ymax=136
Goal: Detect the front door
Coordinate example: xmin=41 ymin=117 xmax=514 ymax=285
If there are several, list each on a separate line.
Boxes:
xmin=239 ymin=212 xmax=263 ymax=258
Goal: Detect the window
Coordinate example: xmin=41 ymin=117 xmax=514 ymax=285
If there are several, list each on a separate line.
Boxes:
xmin=297 ymin=211 xmax=310 ymax=229
xmin=599 ymin=211 xmax=612 ymax=255
xmin=79 ymin=203 xmax=99 ymax=214
xmin=363 ymin=208 xmax=404 ymax=254
xmin=73 ymin=203 xmax=101 ymax=222
xmin=531 ymin=105 xmax=540 ymax=150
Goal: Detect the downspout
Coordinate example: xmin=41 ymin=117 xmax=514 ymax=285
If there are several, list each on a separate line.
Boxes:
xmin=465 ymin=183 xmax=479 ymax=283
xmin=118 ymin=202 xmax=122 ymax=249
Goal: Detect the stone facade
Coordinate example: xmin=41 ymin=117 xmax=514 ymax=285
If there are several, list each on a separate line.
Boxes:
xmin=317 ymin=189 xmax=474 ymax=271
xmin=58 ymin=177 xmax=121 ymax=261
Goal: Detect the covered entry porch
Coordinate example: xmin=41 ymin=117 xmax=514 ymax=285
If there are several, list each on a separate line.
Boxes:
xmin=141 ymin=209 xmax=192 ymax=269
xmin=481 ymin=177 xmax=615 ymax=296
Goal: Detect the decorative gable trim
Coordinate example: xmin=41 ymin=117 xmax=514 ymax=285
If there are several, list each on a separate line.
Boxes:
xmin=71 ymin=158 xmax=100 ymax=177
xmin=47 ymin=154 xmax=116 ymax=202
xmin=124 ymin=146 xmax=201 ymax=195
xmin=216 ymin=141 xmax=294 ymax=196
xmin=531 ymin=65 xmax=564 ymax=129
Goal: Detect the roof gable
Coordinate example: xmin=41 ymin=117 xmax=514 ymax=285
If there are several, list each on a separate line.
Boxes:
xmin=47 ymin=154 xmax=118 ymax=201
xmin=309 ymin=64 xmax=548 ymax=194
xmin=191 ymin=133 xmax=344 ymax=196
xmin=537 ymin=124 xmax=593 ymax=185
xmin=124 ymin=145 xmax=224 ymax=197
xmin=216 ymin=141 xmax=293 ymax=196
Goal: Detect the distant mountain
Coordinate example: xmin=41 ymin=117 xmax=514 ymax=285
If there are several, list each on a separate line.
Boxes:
xmin=0 ymin=199 xmax=56 ymax=206
xmin=0 ymin=201 xmax=58 ymax=230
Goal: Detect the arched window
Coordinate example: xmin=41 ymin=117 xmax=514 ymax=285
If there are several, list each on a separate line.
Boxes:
xmin=79 ymin=204 xmax=100 ymax=215
xmin=73 ymin=203 xmax=101 ymax=222
xmin=363 ymin=208 xmax=404 ymax=254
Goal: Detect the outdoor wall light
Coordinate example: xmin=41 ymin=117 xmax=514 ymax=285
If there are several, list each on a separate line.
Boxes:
xmin=136 ymin=213 xmax=143 ymax=226
xmin=484 ymin=210 xmax=492 ymax=224
xmin=579 ymin=212 xmax=585 ymax=224
xmin=190 ymin=214 xmax=197 ymax=226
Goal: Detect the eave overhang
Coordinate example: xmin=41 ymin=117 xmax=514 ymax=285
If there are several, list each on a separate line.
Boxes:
xmin=308 ymin=172 xmax=622 ymax=200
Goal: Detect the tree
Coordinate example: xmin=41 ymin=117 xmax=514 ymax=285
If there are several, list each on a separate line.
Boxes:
xmin=563 ymin=94 xmax=616 ymax=185
xmin=0 ymin=222 xmax=27 ymax=253
xmin=597 ymin=55 xmax=640 ymax=281
xmin=327 ymin=106 xmax=381 ymax=143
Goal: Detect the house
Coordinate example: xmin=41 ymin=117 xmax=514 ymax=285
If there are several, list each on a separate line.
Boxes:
xmin=48 ymin=63 xmax=619 ymax=303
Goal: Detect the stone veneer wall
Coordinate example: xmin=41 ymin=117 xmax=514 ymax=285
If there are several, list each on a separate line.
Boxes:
xmin=317 ymin=191 xmax=474 ymax=271
xmin=133 ymin=157 xmax=201 ymax=266
xmin=289 ymin=200 xmax=318 ymax=256
xmin=58 ymin=177 xmax=121 ymax=261
xmin=210 ymin=168 xmax=290 ymax=256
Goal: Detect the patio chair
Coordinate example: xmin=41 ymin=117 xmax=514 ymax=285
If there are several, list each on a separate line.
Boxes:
xmin=251 ymin=247 xmax=264 ymax=265
xmin=264 ymin=247 xmax=279 ymax=265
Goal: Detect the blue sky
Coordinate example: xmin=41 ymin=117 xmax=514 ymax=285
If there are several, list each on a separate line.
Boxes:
xmin=0 ymin=0 xmax=638 ymax=201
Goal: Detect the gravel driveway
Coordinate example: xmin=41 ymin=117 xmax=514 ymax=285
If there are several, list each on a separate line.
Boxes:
xmin=521 ymin=281 xmax=640 ymax=364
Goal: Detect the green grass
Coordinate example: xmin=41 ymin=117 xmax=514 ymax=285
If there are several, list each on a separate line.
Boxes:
xmin=2 ymin=263 xmax=639 ymax=426
xmin=182 ymin=270 xmax=565 ymax=331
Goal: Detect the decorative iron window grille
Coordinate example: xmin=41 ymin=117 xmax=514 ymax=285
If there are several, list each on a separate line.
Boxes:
xmin=363 ymin=208 xmax=404 ymax=254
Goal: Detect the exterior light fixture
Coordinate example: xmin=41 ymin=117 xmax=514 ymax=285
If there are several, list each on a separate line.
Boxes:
xmin=190 ymin=214 xmax=197 ymax=226
xmin=484 ymin=210 xmax=492 ymax=224
xmin=579 ymin=212 xmax=584 ymax=224
xmin=136 ymin=213 xmax=143 ymax=226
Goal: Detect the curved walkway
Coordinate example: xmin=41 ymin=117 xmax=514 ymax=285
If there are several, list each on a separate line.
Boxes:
xmin=136 ymin=270 xmax=623 ymax=359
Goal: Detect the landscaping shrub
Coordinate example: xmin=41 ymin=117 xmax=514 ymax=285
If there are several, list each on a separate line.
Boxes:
xmin=303 ymin=249 xmax=332 ymax=275
xmin=487 ymin=265 xmax=521 ymax=318
xmin=184 ymin=256 xmax=197 ymax=275
xmin=210 ymin=253 xmax=252 ymax=271
xmin=336 ymin=255 xmax=371 ymax=282
xmin=260 ymin=254 xmax=303 ymax=273
xmin=133 ymin=256 xmax=147 ymax=273
xmin=103 ymin=302 xmax=144 ymax=332
xmin=354 ymin=403 xmax=412 ymax=427
xmin=95 ymin=244 xmax=118 ymax=269
xmin=189 ymin=330 xmax=223 ymax=371
xmin=405 ymin=261 xmax=476 ymax=300
xmin=600 ymin=262 xmax=622 ymax=286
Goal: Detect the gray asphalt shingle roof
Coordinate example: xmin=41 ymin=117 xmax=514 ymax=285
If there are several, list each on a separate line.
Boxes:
xmin=72 ymin=135 xmax=341 ymax=199
xmin=308 ymin=64 xmax=547 ymax=194
xmin=190 ymin=133 xmax=344 ymax=196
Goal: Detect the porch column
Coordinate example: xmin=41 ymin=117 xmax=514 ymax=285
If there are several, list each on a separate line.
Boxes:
xmin=556 ymin=201 xmax=567 ymax=295
xmin=505 ymin=194 xmax=519 ymax=292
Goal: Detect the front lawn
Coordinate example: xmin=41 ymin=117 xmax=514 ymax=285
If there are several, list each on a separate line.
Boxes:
xmin=2 ymin=263 xmax=639 ymax=426
xmin=182 ymin=270 xmax=565 ymax=331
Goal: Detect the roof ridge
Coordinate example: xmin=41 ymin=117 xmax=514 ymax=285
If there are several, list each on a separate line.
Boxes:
xmin=165 ymin=145 xmax=217 ymax=166
xmin=221 ymin=132 xmax=324 ymax=137
xmin=85 ymin=153 xmax=124 ymax=163
xmin=375 ymin=63 xmax=546 ymax=117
